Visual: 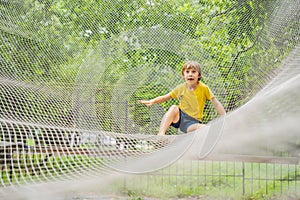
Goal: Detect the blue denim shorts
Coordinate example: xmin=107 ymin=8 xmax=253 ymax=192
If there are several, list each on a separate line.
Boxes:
xmin=170 ymin=109 xmax=202 ymax=133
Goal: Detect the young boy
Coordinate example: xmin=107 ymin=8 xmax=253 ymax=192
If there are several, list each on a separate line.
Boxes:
xmin=138 ymin=61 xmax=226 ymax=135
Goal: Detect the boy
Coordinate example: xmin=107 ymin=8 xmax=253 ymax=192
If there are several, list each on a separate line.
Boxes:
xmin=139 ymin=61 xmax=226 ymax=135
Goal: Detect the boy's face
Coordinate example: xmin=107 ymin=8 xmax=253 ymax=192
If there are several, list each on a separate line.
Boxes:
xmin=182 ymin=67 xmax=200 ymax=85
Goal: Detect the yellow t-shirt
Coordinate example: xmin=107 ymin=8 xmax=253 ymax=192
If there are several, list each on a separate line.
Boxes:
xmin=170 ymin=82 xmax=214 ymax=121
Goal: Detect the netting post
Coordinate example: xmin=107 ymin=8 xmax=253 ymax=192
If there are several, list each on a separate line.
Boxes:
xmin=125 ymin=101 xmax=129 ymax=134
xmin=242 ymin=162 xmax=245 ymax=195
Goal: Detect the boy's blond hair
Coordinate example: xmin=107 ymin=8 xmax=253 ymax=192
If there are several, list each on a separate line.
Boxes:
xmin=181 ymin=61 xmax=202 ymax=81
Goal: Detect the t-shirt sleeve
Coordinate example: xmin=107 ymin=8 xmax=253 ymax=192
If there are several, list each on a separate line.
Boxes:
xmin=206 ymin=86 xmax=214 ymax=101
xmin=170 ymin=84 xmax=182 ymax=99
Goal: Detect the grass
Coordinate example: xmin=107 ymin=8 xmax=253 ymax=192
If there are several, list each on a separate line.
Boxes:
xmin=0 ymin=153 xmax=105 ymax=185
xmin=1 ymin=156 xmax=299 ymax=199
xmin=112 ymin=160 xmax=300 ymax=199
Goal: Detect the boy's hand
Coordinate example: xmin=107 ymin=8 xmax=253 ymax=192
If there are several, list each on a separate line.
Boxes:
xmin=138 ymin=100 xmax=153 ymax=107
xmin=138 ymin=94 xmax=170 ymax=107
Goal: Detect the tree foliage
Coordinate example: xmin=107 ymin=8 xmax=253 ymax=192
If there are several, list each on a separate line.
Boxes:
xmin=0 ymin=0 xmax=298 ymax=133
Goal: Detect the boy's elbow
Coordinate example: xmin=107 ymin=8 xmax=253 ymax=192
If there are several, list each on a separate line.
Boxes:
xmin=212 ymin=97 xmax=226 ymax=115
xmin=219 ymin=103 xmax=226 ymax=115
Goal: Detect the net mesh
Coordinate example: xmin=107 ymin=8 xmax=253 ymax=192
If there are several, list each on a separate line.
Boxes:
xmin=0 ymin=0 xmax=299 ymax=197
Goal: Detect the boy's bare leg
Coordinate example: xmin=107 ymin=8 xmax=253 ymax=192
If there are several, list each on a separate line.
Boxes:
xmin=187 ymin=123 xmax=206 ymax=133
xmin=158 ymin=105 xmax=180 ymax=135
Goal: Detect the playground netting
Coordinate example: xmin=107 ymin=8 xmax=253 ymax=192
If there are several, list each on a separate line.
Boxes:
xmin=0 ymin=0 xmax=299 ymax=199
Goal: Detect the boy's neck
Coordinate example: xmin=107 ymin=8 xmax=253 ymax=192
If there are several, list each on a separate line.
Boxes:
xmin=186 ymin=82 xmax=198 ymax=91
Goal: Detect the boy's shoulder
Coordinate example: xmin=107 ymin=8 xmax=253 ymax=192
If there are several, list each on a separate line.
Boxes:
xmin=198 ymin=81 xmax=210 ymax=88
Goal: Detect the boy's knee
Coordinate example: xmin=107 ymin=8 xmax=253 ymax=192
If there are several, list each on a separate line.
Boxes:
xmin=187 ymin=123 xmax=205 ymax=133
xmin=168 ymin=105 xmax=179 ymax=113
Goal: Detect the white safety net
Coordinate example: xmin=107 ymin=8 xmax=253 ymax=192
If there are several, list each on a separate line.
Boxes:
xmin=0 ymin=0 xmax=299 ymax=198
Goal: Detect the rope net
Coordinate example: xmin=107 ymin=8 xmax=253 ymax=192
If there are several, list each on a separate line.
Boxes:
xmin=0 ymin=0 xmax=299 ymax=196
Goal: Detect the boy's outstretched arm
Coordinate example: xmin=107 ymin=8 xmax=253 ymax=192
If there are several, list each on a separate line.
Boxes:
xmin=211 ymin=97 xmax=226 ymax=116
xmin=138 ymin=93 xmax=172 ymax=107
